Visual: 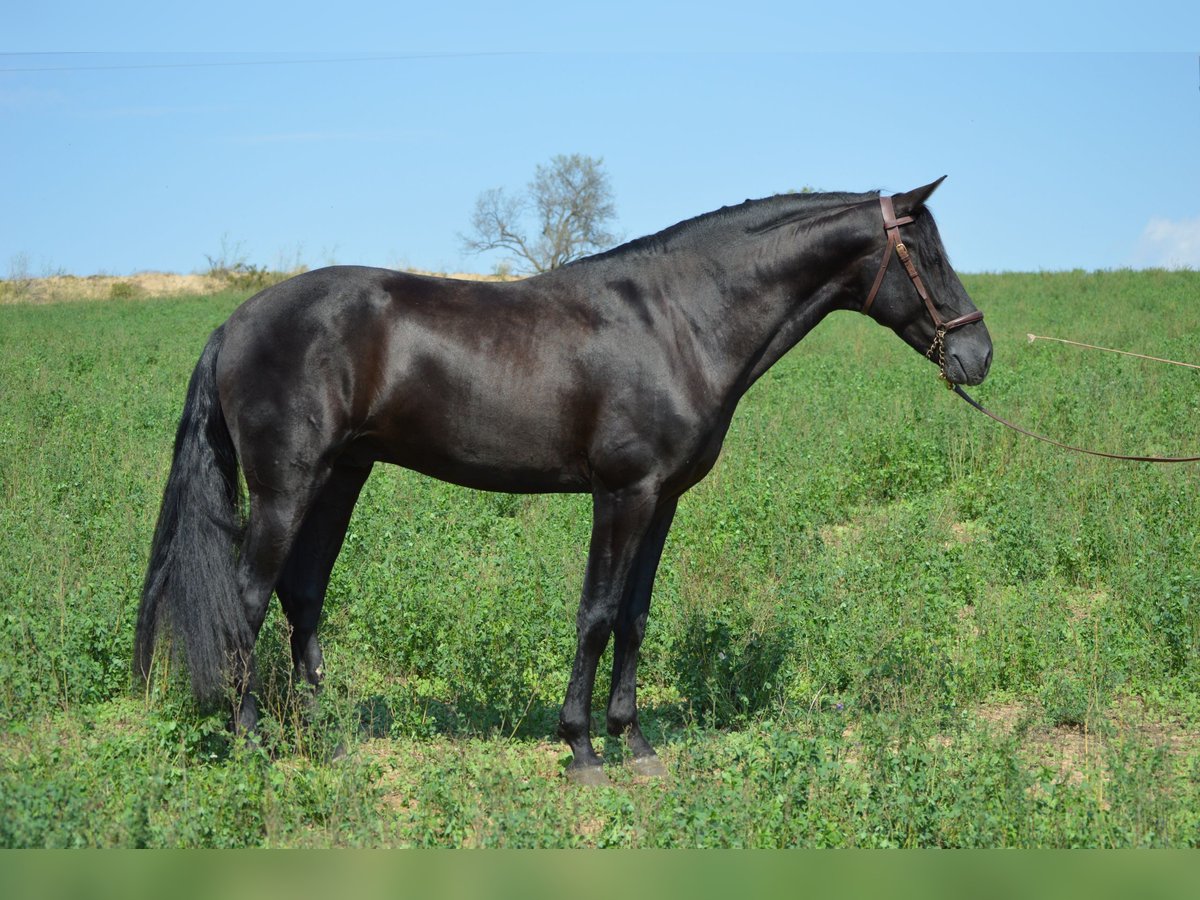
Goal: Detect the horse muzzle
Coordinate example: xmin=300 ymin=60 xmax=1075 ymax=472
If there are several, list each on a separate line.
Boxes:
xmin=942 ymin=328 xmax=993 ymax=386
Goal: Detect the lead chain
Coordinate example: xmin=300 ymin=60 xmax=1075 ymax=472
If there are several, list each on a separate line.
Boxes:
xmin=927 ymin=325 xmax=951 ymax=387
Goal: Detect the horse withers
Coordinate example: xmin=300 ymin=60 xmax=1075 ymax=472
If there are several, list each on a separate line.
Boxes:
xmin=135 ymin=178 xmax=991 ymax=784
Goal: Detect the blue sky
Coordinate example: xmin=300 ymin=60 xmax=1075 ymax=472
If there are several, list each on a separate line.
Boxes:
xmin=4 ymin=3 xmax=1199 ymax=277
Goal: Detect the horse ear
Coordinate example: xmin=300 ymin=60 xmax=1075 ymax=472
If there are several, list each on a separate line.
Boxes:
xmin=894 ymin=176 xmax=947 ymax=217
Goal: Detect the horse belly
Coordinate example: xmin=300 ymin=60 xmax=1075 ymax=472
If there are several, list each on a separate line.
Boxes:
xmin=365 ymin=374 xmax=592 ymax=494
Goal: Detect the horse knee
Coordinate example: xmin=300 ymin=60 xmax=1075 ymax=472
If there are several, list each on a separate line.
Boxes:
xmin=576 ymin=607 xmax=617 ymax=654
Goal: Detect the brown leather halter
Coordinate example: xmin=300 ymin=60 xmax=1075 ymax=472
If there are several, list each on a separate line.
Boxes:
xmin=863 ymin=195 xmax=984 ymax=377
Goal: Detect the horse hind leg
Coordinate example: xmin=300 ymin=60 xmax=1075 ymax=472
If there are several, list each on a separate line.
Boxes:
xmin=275 ymin=463 xmax=372 ymax=694
xmin=230 ymin=453 xmax=344 ymax=734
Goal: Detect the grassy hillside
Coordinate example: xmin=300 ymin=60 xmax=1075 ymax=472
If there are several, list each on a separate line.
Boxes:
xmin=1 ymin=270 xmax=1198 ymax=847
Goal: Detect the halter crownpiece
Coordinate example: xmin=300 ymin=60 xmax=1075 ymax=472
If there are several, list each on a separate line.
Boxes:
xmin=861 ymin=195 xmax=984 ymax=349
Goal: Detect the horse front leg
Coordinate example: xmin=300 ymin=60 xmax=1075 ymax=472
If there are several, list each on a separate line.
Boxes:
xmin=558 ymin=482 xmax=660 ymax=785
xmin=606 ymin=497 xmax=677 ymax=777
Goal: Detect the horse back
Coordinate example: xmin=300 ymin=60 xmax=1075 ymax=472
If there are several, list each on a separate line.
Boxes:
xmin=215 ymin=266 xmax=711 ymax=494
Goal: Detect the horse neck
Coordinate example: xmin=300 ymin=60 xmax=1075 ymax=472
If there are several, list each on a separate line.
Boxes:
xmin=684 ymin=212 xmax=868 ymax=395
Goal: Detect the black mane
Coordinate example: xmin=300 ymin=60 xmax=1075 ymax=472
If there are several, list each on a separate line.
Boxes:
xmin=574 ymin=190 xmax=880 ymax=266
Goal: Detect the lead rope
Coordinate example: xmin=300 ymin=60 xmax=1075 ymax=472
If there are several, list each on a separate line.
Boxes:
xmin=950 ymin=336 xmax=1200 ymax=463
xmin=1025 ymin=333 xmax=1200 ymax=371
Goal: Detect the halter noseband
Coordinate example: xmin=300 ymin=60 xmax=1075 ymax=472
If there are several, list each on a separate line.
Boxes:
xmin=862 ymin=196 xmax=983 ymax=378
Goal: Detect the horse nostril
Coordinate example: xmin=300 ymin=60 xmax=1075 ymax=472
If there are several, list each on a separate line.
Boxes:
xmin=948 ymin=346 xmax=991 ymax=385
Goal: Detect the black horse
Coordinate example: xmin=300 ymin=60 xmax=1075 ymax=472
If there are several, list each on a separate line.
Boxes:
xmin=135 ymin=178 xmax=991 ymax=784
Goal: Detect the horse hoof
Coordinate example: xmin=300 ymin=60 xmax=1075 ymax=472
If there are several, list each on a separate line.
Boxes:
xmin=628 ymin=754 xmax=668 ymax=778
xmin=565 ymin=764 xmax=611 ymax=787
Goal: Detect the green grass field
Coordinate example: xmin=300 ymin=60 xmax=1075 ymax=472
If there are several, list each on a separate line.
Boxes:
xmin=1 ymin=269 xmax=1199 ymax=847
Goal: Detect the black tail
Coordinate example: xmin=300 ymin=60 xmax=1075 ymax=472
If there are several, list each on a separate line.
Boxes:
xmin=135 ymin=325 xmax=250 ymax=706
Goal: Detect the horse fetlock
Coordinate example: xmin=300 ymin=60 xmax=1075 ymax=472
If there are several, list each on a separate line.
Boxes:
xmin=557 ymin=713 xmax=592 ymax=746
xmin=605 ymin=711 xmax=635 ymax=737
xmin=299 ymin=642 xmax=324 ymax=686
xmin=609 ymin=719 xmax=657 ymax=761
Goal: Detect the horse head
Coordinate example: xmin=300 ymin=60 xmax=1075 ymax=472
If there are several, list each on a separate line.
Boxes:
xmin=859 ymin=178 xmax=992 ymax=386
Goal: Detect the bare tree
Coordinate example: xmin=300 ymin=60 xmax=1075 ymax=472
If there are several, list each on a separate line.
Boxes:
xmin=462 ymin=154 xmax=617 ymax=274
